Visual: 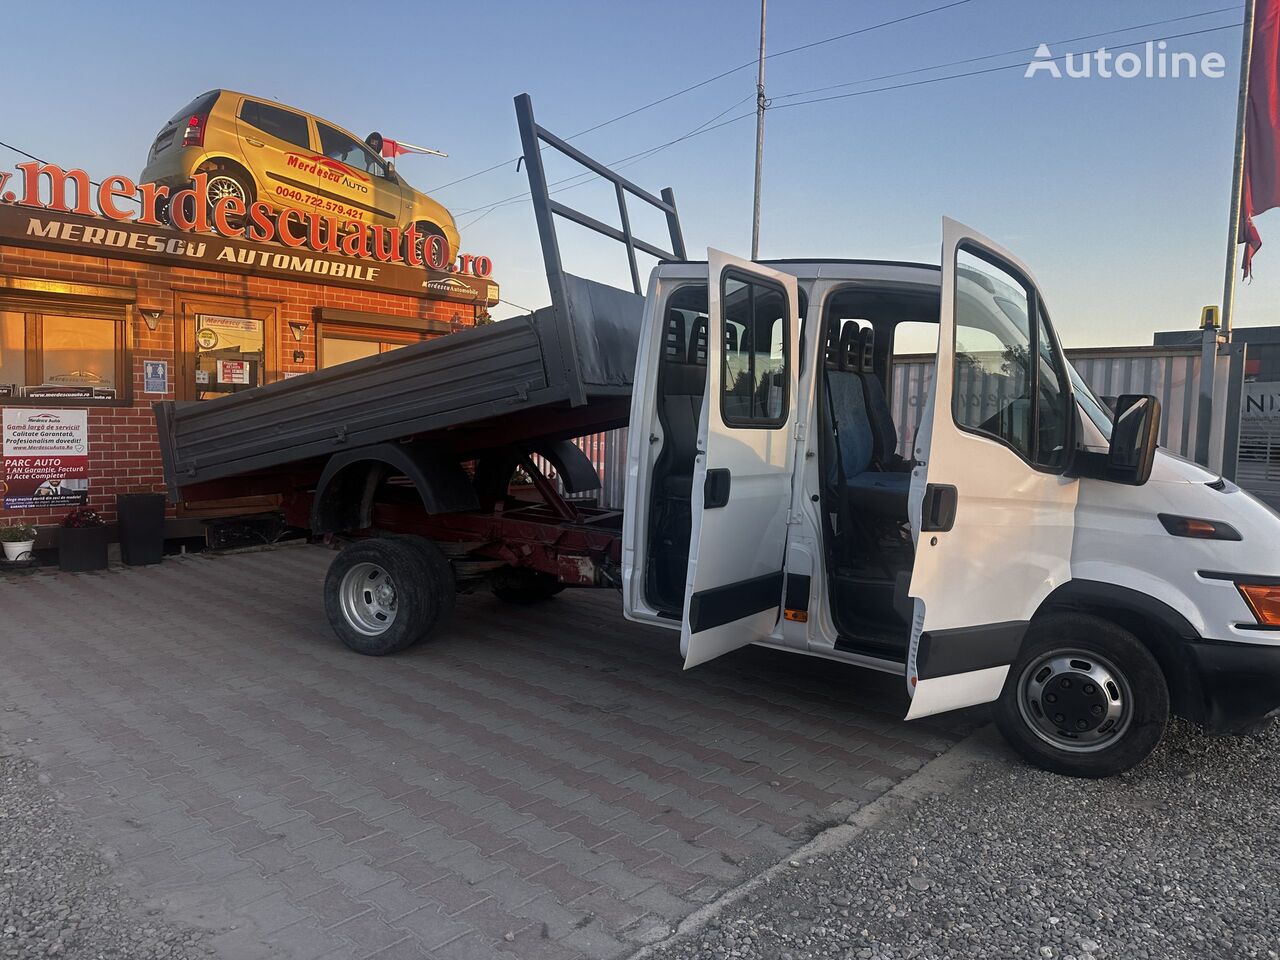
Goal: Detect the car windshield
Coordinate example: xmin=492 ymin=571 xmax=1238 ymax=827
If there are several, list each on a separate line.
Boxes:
xmin=1068 ymin=361 xmax=1113 ymax=440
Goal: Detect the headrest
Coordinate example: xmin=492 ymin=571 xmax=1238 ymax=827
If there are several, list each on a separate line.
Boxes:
xmin=664 ymin=312 xmax=686 ymax=359
xmin=825 ymin=318 xmax=843 ymax=369
xmin=838 ymin=323 xmax=859 ymax=372
xmin=857 ymin=327 xmax=875 ymax=374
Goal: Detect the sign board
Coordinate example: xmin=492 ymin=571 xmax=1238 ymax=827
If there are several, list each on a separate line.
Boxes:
xmin=217 ymin=360 xmax=250 ymax=385
xmin=1 ymin=408 xmax=89 ymax=509
xmin=1243 ymin=382 xmax=1280 ymax=420
xmin=143 ymin=360 xmax=168 ymax=394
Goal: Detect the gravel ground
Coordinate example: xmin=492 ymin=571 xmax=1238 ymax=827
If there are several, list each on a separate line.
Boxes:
xmin=649 ymin=720 xmax=1280 ymax=960
xmin=0 ymin=751 xmax=212 ymax=960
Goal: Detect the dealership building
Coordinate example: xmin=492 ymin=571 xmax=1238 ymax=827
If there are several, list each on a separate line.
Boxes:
xmin=0 ymin=180 xmax=497 ymax=546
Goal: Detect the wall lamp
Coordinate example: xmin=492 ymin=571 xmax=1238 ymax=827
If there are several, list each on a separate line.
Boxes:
xmin=139 ymin=308 xmax=163 ymax=331
xmin=288 ymin=321 xmax=309 ymax=342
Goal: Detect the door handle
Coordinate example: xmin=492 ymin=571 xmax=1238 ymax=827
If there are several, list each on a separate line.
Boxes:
xmin=245 ymin=137 xmax=265 ymax=148
xmin=704 ymin=469 xmax=731 ymax=509
xmin=920 ymin=483 xmax=957 ymax=532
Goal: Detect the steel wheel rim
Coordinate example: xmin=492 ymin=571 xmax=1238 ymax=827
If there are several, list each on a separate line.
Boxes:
xmin=206 ymin=175 xmax=247 ymax=205
xmin=1016 ymin=648 xmax=1133 ymax=753
xmin=339 ymin=562 xmax=398 ymax=636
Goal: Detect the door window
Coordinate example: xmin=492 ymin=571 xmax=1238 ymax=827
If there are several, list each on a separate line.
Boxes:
xmin=952 ymin=246 xmax=1070 ymax=469
xmin=317 ymin=124 xmax=389 ymax=180
xmin=238 ymin=101 xmax=310 ymax=149
xmin=721 ymin=273 xmax=788 ymax=427
xmin=194 ymin=315 xmax=264 ymax=399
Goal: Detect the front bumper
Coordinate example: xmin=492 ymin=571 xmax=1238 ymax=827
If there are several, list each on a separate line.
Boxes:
xmin=1183 ymin=637 xmax=1280 ymax=734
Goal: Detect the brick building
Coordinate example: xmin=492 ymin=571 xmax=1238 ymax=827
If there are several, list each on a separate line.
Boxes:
xmin=0 ymin=207 xmax=497 ymax=546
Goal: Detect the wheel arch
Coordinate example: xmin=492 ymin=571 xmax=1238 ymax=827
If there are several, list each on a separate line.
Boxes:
xmin=1035 ymin=579 xmax=1208 ymax=726
xmin=311 ymin=442 xmax=479 ymax=535
xmin=195 ymin=156 xmax=255 ymax=198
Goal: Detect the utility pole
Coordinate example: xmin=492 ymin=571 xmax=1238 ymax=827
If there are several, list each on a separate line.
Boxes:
xmin=751 ymin=0 xmax=767 ymax=261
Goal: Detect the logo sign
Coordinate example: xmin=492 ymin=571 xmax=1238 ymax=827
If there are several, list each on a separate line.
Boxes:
xmin=1243 ymin=383 xmax=1280 ymax=421
xmin=143 ymin=360 xmax=168 ymax=394
xmin=195 ymin=328 xmax=220 ymax=349
xmin=1 ymin=408 xmax=89 ymax=509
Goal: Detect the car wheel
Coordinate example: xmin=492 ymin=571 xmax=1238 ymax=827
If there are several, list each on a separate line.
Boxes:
xmin=323 ymin=538 xmax=442 ymax=656
xmin=408 ymin=221 xmax=448 ymax=268
xmin=993 ymin=613 xmax=1169 ymax=778
xmin=205 ymin=169 xmax=252 ymax=208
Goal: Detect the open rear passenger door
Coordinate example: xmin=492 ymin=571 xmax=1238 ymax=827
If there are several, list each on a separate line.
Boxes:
xmin=906 ymin=219 xmax=1079 ymax=718
xmin=681 ymin=251 xmax=801 ymax=668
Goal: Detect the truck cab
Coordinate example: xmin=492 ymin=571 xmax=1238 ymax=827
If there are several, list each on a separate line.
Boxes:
xmin=623 ymin=219 xmax=1280 ymax=778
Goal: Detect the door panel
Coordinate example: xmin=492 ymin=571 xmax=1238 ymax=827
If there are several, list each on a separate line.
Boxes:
xmin=906 ymin=219 xmax=1078 ymax=718
xmin=234 ymin=98 xmax=316 ymax=216
xmin=681 ymin=251 xmax=800 ymax=668
xmin=315 ymin=122 xmax=403 ymax=227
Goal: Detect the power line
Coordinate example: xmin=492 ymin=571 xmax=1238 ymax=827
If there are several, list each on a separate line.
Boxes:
xmin=456 ymin=14 xmax=1242 ymax=224
xmin=0 ymin=139 xmax=142 ymax=205
xmin=427 ymin=0 xmax=981 ymax=193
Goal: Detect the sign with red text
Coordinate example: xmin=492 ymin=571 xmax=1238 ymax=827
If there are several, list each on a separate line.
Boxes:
xmin=1 ymin=408 xmax=89 ymax=509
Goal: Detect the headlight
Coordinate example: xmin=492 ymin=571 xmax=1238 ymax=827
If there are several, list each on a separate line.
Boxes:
xmin=1238 ymin=583 xmax=1280 ymax=627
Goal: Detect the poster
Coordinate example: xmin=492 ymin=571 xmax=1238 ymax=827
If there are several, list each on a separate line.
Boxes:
xmin=1 ymin=409 xmax=89 ymax=509
xmin=217 ymin=360 xmax=249 ymax=385
xmin=144 ymin=360 xmax=168 ymax=394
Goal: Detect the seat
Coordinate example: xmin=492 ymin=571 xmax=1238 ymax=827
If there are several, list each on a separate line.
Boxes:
xmin=657 ymin=317 xmax=708 ymax=498
xmin=855 ymin=327 xmax=903 ymax=466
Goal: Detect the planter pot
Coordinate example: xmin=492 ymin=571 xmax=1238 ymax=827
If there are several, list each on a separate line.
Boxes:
xmin=59 ymin=526 xmax=109 ymax=572
xmin=2 ymin=540 xmax=35 ymax=562
xmin=117 ymin=493 xmax=165 ymax=566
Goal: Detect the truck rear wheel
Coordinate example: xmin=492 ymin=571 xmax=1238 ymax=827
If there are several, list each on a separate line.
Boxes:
xmin=324 ymin=538 xmax=442 ymax=656
xmin=490 ymin=567 xmax=564 ymax=604
xmin=994 ymin=613 xmax=1169 ymax=778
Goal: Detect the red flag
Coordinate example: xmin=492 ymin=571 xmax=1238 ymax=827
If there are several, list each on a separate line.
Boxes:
xmin=1241 ymin=0 xmax=1280 ymax=278
xmin=381 ymin=138 xmax=410 ymax=160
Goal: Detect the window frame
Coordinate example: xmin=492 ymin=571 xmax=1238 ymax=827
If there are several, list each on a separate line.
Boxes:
xmin=718 ymin=268 xmax=791 ymax=431
xmin=950 ymin=241 xmax=1074 ymax=474
xmin=238 ymin=99 xmax=311 ymax=150
xmin=316 ymin=122 xmax=390 ymax=181
xmin=0 ymin=288 xmax=133 ymax=407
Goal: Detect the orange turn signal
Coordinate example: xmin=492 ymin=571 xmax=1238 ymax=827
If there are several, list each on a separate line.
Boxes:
xmin=783 ymin=609 xmax=808 ymax=623
xmin=1238 ymin=583 xmax=1280 ymax=627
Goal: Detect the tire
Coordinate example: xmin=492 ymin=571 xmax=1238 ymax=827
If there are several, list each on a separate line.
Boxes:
xmin=205 ymin=168 xmax=252 ymax=209
xmin=994 ymin=613 xmax=1169 ymax=778
xmin=323 ymin=538 xmax=442 ymax=656
xmin=394 ymin=536 xmax=456 ymax=633
xmin=407 ymin=222 xmax=448 ymax=268
xmin=490 ymin=567 xmax=564 ymax=604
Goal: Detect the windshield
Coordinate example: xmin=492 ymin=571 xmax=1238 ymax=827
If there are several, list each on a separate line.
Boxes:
xmin=1068 ymin=361 xmax=1113 ymax=440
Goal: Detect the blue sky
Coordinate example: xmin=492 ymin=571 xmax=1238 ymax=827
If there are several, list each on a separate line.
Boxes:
xmin=3 ymin=0 xmax=1272 ymax=346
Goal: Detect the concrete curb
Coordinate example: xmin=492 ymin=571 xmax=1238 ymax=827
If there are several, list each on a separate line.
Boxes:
xmin=627 ymin=724 xmax=1011 ymax=958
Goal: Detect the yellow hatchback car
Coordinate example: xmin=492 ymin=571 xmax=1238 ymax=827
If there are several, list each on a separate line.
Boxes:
xmin=139 ymin=89 xmax=460 ymax=262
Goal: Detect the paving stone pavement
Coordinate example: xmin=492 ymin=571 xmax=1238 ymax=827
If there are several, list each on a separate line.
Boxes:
xmin=0 ymin=545 xmax=970 ymax=960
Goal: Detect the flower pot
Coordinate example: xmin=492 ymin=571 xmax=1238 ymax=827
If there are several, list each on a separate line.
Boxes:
xmin=59 ymin=526 xmax=109 ymax=572
xmin=117 ymin=493 xmax=165 ymax=566
xmin=2 ymin=540 xmax=34 ymax=562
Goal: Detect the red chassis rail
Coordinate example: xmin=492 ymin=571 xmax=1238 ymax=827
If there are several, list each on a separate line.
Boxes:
xmin=279 ymin=455 xmax=624 ymax=589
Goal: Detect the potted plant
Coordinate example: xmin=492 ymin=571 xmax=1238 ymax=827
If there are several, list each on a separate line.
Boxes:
xmin=0 ymin=524 xmax=37 ymax=562
xmin=59 ymin=507 xmax=109 ymax=572
xmin=116 ymin=488 xmax=165 ymax=566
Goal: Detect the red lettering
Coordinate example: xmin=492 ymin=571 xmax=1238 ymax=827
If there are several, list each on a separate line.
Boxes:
xmin=17 ymin=162 xmax=94 ymax=215
xmin=426 ymin=233 xmax=449 ymax=271
xmin=339 ymin=220 xmax=371 ymax=259
xmin=306 ymin=213 xmax=340 ymax=253
xmin=472 ymin=255 xmax=493 ymax=279
xmin=0 ymin=171 xmax=13 ymax=201
xmin=457 ymin=253 xmax=475 ymax=275
xmin=402 ymin=223 xmax=423 ymax=267
xmin=213 ymin=196 xmax=245 ymax=238
xmin=368 ymin=225 xmax=402 ymax=263
xmin=168 ymin=173 xmax=210 ymax=233
xmin=97 ymin=175 xmax=136 ymax=221
xmin=246 ymin=201 xmax=274 ymax=242
xmin=277 ymin=209 xmax=306 ymax=247
xmin=136 ymin=181 xmax=170 ymax=226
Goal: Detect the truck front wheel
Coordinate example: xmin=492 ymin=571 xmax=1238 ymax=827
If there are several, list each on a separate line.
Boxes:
xmin=324 ymin=538 xmax=443 ymax=655
xmin=993 ymin=613 xmax=1169 ymax=778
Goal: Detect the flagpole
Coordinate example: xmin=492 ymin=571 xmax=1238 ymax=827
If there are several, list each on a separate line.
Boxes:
xmin=1222 ymin=0 xmax=1258 ymax=335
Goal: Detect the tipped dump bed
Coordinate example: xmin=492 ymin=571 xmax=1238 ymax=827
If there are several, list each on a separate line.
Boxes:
xmin=154 ymin=274 xmax=643 ymax=495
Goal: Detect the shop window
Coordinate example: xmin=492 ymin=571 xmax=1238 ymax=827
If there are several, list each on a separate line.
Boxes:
xmin=321 ymin=336 xmax=380 ymax=368
xmin=320 ymin=324 xmax=426 ymax=369
xmin=0 ymin=308 xmax=126 ymax=402
xmin=194 ymin=315 xmax=265 ymax=399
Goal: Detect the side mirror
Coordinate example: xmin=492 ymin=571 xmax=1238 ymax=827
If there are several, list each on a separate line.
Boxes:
xmin=365 ymin=131 xmax=384 ymax=154
xmin=1108 ymin=394 xmax=1160 ymax=485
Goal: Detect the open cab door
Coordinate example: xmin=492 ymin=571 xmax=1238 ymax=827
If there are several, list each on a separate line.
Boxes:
xmin=681 ymin=251 xmax=801 ymax=668
xmin=906 ymin=219 xmax=1079 ymax=718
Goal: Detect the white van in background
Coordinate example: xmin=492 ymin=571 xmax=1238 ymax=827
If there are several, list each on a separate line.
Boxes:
xmin=622 ymin=219 xmax=1280 ymax=778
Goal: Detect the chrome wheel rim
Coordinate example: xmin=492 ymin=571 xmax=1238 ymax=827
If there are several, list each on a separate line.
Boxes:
xmin=339 ymin=562 xmax=398 ymax=636
xmin=1016 ymin=648 xmax=1133 ymax=753
xmin=206 ymin=175 xmax=247 ymax=205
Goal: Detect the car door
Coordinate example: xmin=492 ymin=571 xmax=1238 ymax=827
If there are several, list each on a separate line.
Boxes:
xmin=233 ymin=98 xmax=316 ymax=216
xmin=680 ymin=250 xmax=801 ymax=668
xmin=314 ymin=122 xmax=404 ymax=228
xmin=905 ymin=218 xmax=1079 ymax=718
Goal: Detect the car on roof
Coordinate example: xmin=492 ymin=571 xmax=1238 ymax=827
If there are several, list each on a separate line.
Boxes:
xmin=139 ymin=89 xmax=459 ymax=264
